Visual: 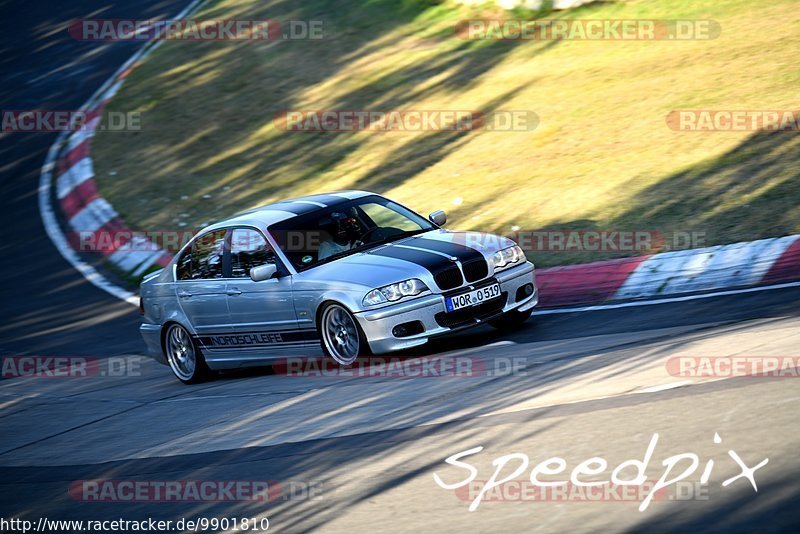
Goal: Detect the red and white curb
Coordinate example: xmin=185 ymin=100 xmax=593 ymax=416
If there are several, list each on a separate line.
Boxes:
xmin=536 ymin=234 xmax=800 ymax=309
xmin=38 ymin=0 xmax=208 ymax=306
xmin=56 ymin=80 xmax=173 ymax=279
xmin=614 ymin=235 xmax=800 ymax=299
xmin=39 ymin=0 xmax=800 ymax=310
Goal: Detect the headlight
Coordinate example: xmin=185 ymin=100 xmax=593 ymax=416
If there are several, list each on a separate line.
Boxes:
xmin=492 ymin=245 xmax=526 ymax=272
xmin=363 ymin=278 xmax=429 ymax=306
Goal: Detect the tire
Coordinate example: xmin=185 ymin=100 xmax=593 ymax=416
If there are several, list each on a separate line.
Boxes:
xmin=319 ymin=302 xmax=371 ymax=365
xmin=488 ymin=308 xmax=533 ymax=331
xmin=164 ymin=323 xmax=212 ymax=384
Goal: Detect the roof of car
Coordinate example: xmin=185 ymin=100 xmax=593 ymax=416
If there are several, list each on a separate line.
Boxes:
xmin=199 ymin=190 xmax=376 ymax=233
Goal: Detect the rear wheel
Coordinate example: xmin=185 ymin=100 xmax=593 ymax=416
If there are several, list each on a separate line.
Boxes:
xmin=488 ymin=308 xmax=533 ymax=331
xmin=164 ymin=323 xmax=211 ymax=384
xmin=319 ymin=303 xmax=370 ymax=365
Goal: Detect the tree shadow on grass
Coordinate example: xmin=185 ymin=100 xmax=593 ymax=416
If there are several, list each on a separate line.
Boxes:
xmin=436 ymin=129 xmax=800 ymax=268
xmin=606 ymin=129 xmax=800 ymax=246
xmin=98 ymin=0 xmax=565 ymax=226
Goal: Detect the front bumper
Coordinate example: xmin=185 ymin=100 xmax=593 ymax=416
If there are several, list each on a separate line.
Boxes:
xmin=354 ymin=262 xmax=537 ymax=353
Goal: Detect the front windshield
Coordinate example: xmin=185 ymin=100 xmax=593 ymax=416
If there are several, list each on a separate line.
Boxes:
xmin=269 ymin=195 xmax=435 ymax=271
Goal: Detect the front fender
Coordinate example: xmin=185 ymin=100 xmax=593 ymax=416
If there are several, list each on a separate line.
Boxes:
xmin=313 ymin=289 xmax=367 ymax=317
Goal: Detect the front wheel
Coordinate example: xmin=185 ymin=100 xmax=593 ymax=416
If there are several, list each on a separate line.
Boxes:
xmin=319 ymin=303 xmax=370 ymax=365
xmin=488 ymin=308 xmax=533 ymax=331
xmin=164 ymin=323 xmax=212 ymax=384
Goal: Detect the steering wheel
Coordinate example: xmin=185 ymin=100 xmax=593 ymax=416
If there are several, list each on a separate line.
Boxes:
xmin=353 ymin=226 xmax=383 ymax=247
xmin=353 ymin=226 xmax=403 ymax=247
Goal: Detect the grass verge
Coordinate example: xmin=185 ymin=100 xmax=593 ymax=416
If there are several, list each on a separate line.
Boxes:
xmin=92 ymin=0 xmax=800 ymax=267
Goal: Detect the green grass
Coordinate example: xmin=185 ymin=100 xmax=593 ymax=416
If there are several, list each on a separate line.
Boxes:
xmin=93 ymin=0 xmax=800 ymax=267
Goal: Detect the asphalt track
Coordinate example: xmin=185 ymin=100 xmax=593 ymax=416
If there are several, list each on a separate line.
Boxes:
xmin=1 ymin=1 xmax=799 ymax=532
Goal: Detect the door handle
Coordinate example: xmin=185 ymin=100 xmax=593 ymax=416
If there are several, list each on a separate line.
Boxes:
xmin=177 ymin=290 xmax=193 ymax=298
xmin=226 ymin=288 xmax=243 ymax=296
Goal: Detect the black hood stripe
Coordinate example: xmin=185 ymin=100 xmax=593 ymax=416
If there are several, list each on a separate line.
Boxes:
xmin=369 ymin=245 xmax=455 ymax=272
xmin=369 ymin=244 xmax=468 ymax=290
xmin=409 ymin=237 xmax=485 ymax=264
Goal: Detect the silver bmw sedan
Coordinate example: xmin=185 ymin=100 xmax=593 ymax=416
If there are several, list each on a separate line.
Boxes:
xmin=139 ymin=191 xmax=537 ymax=383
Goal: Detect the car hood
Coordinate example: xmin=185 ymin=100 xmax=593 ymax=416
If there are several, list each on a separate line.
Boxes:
xmin=294 ymin=229 xmax=516 ymax=290
xmin=419 ymin=229 xmax=516 ymax=255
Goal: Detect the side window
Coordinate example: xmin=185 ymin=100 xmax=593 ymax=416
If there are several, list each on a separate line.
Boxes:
xmin=190 ymin=230 xmax=227 ymax=279
xmin=176 ymin=247 xmax=193 ymax=280
xmin=231 ymin=228 xmax=275 ymax=278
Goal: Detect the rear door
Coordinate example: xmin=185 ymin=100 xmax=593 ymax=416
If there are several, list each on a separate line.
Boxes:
xmin=174 ymin=229 xmax=232 ymax=349
xmin=225 ymin=227 xmax=308 ymax=354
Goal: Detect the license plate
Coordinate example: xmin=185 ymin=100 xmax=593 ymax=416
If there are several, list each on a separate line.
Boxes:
xmin=445 ymin=283 xmax=501 ymax=312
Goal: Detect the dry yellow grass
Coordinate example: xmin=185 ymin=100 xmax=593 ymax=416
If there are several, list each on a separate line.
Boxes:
xmin=93 ymin=0 xmax=800 ymax=266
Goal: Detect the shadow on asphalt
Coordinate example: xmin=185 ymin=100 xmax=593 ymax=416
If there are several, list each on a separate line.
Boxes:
xmin=1 ymin=289 xmax=799 ymax=530
xmin=633 ymin=470 xmax=800 ymax=533
xmin=165 ymin=285 xmax=800 ymax=384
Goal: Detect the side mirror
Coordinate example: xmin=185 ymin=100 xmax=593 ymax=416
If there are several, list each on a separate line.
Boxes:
xmin=250 ymin=263 xmax=278 ymax=282
xmin=429 ymin=210 xmax=447 ymax=226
